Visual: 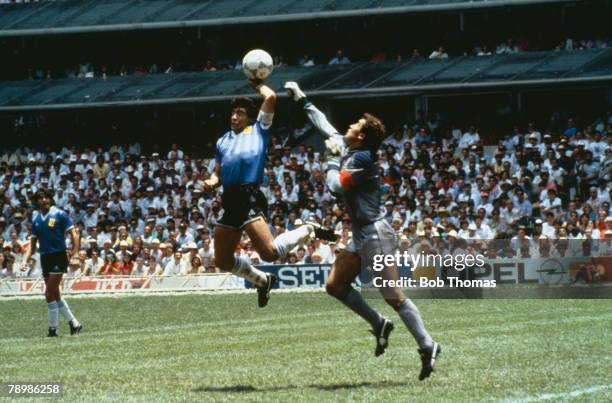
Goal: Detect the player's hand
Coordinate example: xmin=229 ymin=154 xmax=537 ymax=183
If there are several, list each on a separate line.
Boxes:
xmin=247 ymin=78 xmax=264 ymax=89
xmin=284 ymin=81 xmax=306 ymax=102
xmin=325 ymin=135 xmax=345 ymax=156
xmin=202 ymin=179 xmax=216 ymax=192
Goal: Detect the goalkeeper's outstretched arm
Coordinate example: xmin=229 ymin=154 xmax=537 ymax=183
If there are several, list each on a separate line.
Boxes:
xmin=303 ymin=102 xmax=341 ymax=140
xmin=284 ymin=81 xmax=342 ymax=140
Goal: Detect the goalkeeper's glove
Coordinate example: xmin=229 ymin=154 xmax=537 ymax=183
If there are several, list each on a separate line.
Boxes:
xmin=325 ymin=135 xmax=345 ymax=171
xmin=326 ymin=154 xmax=342 ymax=171
xmin=325 ymin=135 xmax=346 ymax=157
xmin=284 ymin=81 xmax=306 ymax=102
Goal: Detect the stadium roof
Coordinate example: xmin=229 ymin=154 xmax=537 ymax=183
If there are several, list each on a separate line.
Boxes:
xmin=0 ymin=49 xmax=610 ymax=112
xmin=0 ymin=0 xmax=575 ymax=37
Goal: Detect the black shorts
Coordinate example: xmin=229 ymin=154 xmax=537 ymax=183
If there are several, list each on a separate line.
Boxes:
xmin=218 ymin=184 xmax=268 ymax=230
xmin=41 ymin=251 xmax=68 ymax=279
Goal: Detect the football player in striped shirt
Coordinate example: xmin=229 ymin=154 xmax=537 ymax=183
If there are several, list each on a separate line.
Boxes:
xmin=203 ymin=80 xmax=334 ymax=307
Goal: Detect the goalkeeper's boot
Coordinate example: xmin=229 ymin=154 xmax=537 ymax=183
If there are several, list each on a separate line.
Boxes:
xmin=305 ymin=221 xmax=336 ymax=242
xmin=69 ymin=320 xmax=83 ymax=336
xmin=371 ymin=318 xmax=394 ymax=357
xmin=418 ymin=341 xmax=441 ymax=380
xmin=284 ymin=81 xmax=306 ymax=102
xmin=257 ymin=273 xmax=278 ymax=308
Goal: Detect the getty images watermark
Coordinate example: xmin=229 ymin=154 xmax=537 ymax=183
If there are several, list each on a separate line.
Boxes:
xmin=370 ymin=250 xmax=493 ymax=289
xmin=357 ymin=238 xmax=612 ymax=299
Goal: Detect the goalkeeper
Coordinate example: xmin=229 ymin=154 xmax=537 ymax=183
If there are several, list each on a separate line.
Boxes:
xmin=284 ymin=82 xmax=441 ymax=381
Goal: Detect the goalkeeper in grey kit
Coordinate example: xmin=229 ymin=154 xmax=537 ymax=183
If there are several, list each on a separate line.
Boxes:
xmin=284 ymin=82 xmax=441 ymax=380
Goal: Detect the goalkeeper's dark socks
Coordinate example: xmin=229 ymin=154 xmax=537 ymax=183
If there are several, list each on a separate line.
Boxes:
xmin=341 ymin=288 xmax=384 ymax=330
xmin=394 ymin=299 xmax=433 ymax=350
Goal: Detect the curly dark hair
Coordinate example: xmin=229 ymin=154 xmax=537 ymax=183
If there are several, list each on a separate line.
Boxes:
xmin=360 ymin=113 xmax=386 ymax=151
xmin=34 ymin=189 xmax=54 ymax=208
xmin=230 ymin=97 xmax=258 ymax=120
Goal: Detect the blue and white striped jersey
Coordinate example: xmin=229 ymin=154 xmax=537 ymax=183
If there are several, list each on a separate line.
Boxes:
xmin=216 ymin=120 xmax=271 ymax=188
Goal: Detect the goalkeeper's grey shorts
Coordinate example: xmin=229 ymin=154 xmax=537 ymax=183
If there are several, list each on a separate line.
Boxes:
xmin=344 ymin=219 xmax=397 ymax=271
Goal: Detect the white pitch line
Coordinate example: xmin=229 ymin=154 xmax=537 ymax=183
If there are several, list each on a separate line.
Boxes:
xmin=0 ymin=287 xmax=327 ymax=300
xmin=506 ymin=384 xmax=612 ymax=402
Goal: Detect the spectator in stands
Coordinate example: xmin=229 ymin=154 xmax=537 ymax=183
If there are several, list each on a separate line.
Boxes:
xmin=22 ymin=256 xmax=41 ymax=278
xmin=204 ymin=60 xmax=217 ymax=72
xmin=131 ymin=256 xmax=148 ymax=277
xmin=147 ymin=256 xmax=163 ymax=275
xmin=299 ymin=54 xmax=315 ymax=67
xmin=99 ymin=253 xmax=120 ymax=276
xmin=274 ymin=56 xmax=287 ymax=68
xmin=0 ymin=254 xmax=16 ymax=278
xmin=329 ymin=49 xmax=351 ymax=65
xmin=459 ymin=125 xmax=480 ymax=149
xmin=476 ymin=46 xmax=492 ymax=56
xmin=563 ymin=118 xmax=578 ymax=138
xmin=1 ymin=108 xmax=610 ymax=285
xmin=84 ymin=250 xmax=103 ymax=276
xmin=496 ymin=37 xmax=520 ymax=54
xmin=164 ymin=251 xmax=186 ymax=275
xmin=429 ymin=46 xmax=448 ymax=60
xmin=188 ymin=255 xmax=204 ymax=274
xmin=118 ymin=253 xmax=133 ymax=275
xmin=199 ymin=238 xmax=214 ymax=271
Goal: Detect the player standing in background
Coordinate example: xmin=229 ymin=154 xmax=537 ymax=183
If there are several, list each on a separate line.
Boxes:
xmin=203 ymin=80 xmax=334 ymax=307
xmin=284 ymin=81 xmax=440 ymax=380
xmin=21 ymin=189 xmax=82 ymax=338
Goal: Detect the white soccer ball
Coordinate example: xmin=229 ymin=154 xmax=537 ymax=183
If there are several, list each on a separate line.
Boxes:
xmin=242 ymin=49 xmax=274 ymax=81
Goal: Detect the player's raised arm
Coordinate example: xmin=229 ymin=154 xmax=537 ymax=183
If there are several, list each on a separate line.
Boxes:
xmin=250 ymin=81 xmax=276 ymax=129
xmin=284 ymin=81 xmax=342 ymax=140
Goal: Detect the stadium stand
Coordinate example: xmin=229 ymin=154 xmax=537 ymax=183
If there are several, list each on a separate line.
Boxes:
xmin=0 ymin=0 xmax=576 ymax=36
xmin=1 ymin=109 xmax=611 ymax=279
xmin=0 ymin=49 xmax=610 ymax=110
xmin=0 ymin=0 xmax=609 ymax=283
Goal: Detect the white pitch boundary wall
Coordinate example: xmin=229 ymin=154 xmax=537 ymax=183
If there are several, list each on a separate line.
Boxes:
xmin=0 ymin=274 xmax=247 ymax=297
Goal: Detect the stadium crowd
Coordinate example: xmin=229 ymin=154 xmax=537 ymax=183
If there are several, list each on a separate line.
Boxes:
xmin=16 ymin=34 xmax=610 ymax=81
xmin=0 ymin=111 xmax=611 ymax=281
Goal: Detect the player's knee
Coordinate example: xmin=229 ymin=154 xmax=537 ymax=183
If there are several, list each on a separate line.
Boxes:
xmin=45 ymin=289 xmax=57 ymax=301
xmin=215 ymin=258 xmax=232 ymax=272
xmin=258 ymin=244 xmax=277 ymax=263
xmin=214 ymin=252 xmax=234 ymax=272
xmin=384 ymin=298 xmax=403 ymax=308
xmin=325 ymin=281 xmax=348 ymax=299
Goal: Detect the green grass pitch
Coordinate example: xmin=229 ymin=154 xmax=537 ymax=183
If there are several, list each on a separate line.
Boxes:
xmin=1 ymin=292 xmax=611 ymax=402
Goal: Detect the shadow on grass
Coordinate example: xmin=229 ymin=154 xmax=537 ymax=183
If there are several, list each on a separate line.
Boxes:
xmin=194 ymin=380 xmax=406 ymax=394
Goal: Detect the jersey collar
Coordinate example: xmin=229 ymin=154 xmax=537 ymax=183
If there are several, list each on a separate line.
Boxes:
xmin=40 ymin=205 xmax=58 ymax=221
xmin=230 ymin=124 xmax=253 ymax=137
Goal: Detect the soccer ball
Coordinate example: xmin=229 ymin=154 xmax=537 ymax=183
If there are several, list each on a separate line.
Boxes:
xmin=242 ymin=49 xmax=274 ymax=81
